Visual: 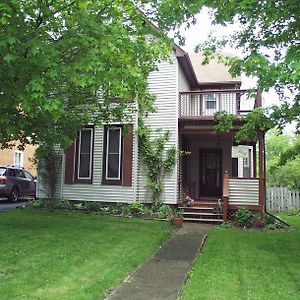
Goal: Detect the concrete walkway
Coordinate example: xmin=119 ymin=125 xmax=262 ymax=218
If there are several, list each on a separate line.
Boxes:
xmin=0 ymin=200 xmax=29 ymax=212
xmin=106 ymin=223 xmax=214 ymax=300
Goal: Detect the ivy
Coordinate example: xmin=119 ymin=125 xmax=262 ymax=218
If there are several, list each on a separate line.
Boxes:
xmin=138 ymin=115 xmax=176 ymax=210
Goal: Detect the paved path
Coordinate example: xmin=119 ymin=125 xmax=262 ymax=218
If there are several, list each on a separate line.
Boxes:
xmin=0 ymin=200 xmax=29 ymax=212
xmin=106 ymin=223 xmax=214 ymax=300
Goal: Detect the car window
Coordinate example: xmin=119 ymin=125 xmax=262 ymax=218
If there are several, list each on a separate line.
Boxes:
xmin=8 ymin=169 xmax=17 ymax=177
xmin=0 ymin=168 xmax=7 ymax=176
xmin=24 ymin=171 xmax=34 ymax=180
xmin=16 ymin=169 xmax=25 ymax=178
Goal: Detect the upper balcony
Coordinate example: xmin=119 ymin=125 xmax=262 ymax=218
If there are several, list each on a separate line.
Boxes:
xmin=179 ymin=89 xmax=260 ymax=120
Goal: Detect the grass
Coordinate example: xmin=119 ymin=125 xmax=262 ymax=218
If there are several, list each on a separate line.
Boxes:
xmin=180 ymin=214 xmax=300 ymax=300
xmin=0 ymin=208 xmax=171 ymax=300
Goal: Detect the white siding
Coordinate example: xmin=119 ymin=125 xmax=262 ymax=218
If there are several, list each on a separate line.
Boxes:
xmin=137 ymin=53 xmax=178 ymax=204
xmin=61 ymin=125 xmax=137 ymax=202
xmin=178 ymin=64 xmax=190 ymax=92
xmin=229 ymin=178 xmax=259 ymax=206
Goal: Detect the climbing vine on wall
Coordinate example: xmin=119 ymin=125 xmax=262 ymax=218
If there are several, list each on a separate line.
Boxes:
xmin=137 ymin=97 xmax=176 ymax=209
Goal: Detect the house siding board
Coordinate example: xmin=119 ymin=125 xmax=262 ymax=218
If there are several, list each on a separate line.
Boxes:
xmin=61 ymin=125 xmax=137 ymax=202
xmin=229 ymin=178 xmax=259 ymax=205
xmin=178 ymin=63 xmax=190 ymax=92
xmin=137 ymin=55 xmax=178 ymax=204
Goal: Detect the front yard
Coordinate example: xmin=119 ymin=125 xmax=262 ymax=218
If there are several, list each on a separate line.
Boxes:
xmin=180 ymin=214 xmax=300 ymax=300
xmin=0 ymin=208 xmax=171 ymax=300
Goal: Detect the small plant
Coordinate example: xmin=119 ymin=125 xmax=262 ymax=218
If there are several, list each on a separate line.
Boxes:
xmin=85 ymin=201 xmax=102 ymax=212
xmin=234 ymin=207 xmax=253 ymax=227
xmin=128 ymin=202 xmax=150 ymax=216
xmin=287 ymin=207 xmax=299 ymax=216
xmin=73 ymin=203 xmax=84 ymax=210
xmin=263 ymin=213 xmax=275 ymax=225
xmin=212 ymin=203 xmax=223 ymax=214
xmin=173 ymin=209 xmax=183 ymax=218
xmin=219 ymin=221 xmax=233 ymax=228
xmin=31 ymin=199 xmax=45 ymax=208
xmin=157 ymin=204 xmax=172 ymax=219
xmin=51 ymin=199 xmax=72 ymax=210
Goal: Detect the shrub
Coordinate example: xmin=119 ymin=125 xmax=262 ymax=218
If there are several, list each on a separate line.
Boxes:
xmin=48 ymin=199 xmax=72 ymax=210
xmin=31 ymin=199 xmax=45 ymax=208
xmin=128 ymin=202 xmax=150 ymax=216
xmin=234 ymin=208 xmax=253 ymax=227
xmin=287 ymin=207 xmax=299 ymax=216
xmin=73 ymin=203 xmax=84 ymax=210
xmin=85 ymin=201 xmax=102 ymax=212
xmin=157 ymin=204 xmax=172 ymax=219
xmin=263 ymin=213 xmax=275 ymax=225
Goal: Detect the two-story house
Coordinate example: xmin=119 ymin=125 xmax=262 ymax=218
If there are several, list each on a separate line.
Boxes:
xmin=38 ymin=45 xmax=266 ymax=223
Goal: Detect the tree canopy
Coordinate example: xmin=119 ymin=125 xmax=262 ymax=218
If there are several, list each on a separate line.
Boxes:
xmin=1 ymin=0 xmax=300 ymax=153
xmin=265 ymin=130 xmax=300 ymax=190
xmin=197 ymin=0 xmax=300 ymax=133
xmin=0 ymin=0 xmax=197 ymax=152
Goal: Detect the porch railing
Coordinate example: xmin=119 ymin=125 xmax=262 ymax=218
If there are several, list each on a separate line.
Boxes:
xmin=179 ymin=89 xmax=259 ymax=118
xmin=222 ymin=172 xmax=262 ymax=221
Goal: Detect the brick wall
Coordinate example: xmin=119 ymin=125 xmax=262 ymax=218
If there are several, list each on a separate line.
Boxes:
xmin=0 ymin=144 xmax=37 ymax=175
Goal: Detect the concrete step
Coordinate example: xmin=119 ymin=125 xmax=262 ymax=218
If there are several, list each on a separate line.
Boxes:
xmin=179 ymin=206 xmax=214 ymax=211
xmin=184 ymin=217 xmax=223 ymax=223
xmin=183 ymin=212 xmax=223 ymax=217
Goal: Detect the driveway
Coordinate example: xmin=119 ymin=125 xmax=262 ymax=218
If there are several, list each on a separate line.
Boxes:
xmin=0 ymin=199 xmax=30 ymax=212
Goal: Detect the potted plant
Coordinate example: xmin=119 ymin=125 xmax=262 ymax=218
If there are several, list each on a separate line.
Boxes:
xmin=171 ymin=209 xmax=184 ymax=228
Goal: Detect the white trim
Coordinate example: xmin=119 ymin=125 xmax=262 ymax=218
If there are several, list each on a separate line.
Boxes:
xmin=77 ymin=128 xmax=93 ymax=180
xmin=105 ymin=127 xmax=122 ymax=180
xmin=14 ymin=150 xmax=24 ymax=167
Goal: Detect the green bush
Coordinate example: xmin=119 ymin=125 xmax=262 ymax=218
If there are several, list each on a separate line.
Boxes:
xmin=287 ymin=207 xmax=299 ymax=216
xmin=157 ymin=204 xmax=172 ymax=219
xmin=128 ymin=202 xmax=150 ymax=216
xmin=234 ymin=208 xmax=253 ymax=227
xmin=31 ymin=199 xmax=45 ymax=208
xmin=73 ymin=203 xmax=84 ymax=210
xmin=51 ymin=199 xmax=73 ymax=210
xmin=85 ymin=201 xmax=102 ymax=212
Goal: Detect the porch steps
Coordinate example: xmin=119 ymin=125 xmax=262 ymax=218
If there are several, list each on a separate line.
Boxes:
xmin=179 ymin=200 xmax=223 ymax=223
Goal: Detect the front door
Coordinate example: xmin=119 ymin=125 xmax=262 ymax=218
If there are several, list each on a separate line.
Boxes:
xmin=199 ymin=149 xmax=222 ymax=197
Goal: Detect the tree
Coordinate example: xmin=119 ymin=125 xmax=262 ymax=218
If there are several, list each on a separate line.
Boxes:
xmin=196 ymin=0 xmax=300 ymax=132
xmin=0 ymin=0 xmax=199 ymax=153
xmin=265 ymin=130 xmax=300 ymax=190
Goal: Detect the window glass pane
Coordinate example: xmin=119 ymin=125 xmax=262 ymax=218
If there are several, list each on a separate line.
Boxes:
xmin=107 ymin=154 xmax=120 ymax=178
xmin=206 ymin=101 xmax=216 ymax=109
xmin=0 ymin=168 xmax=7 ymax=176
xmin=77 ymin=128 xmax=93 ymax=179
xmin=79 ymin=154 xmax=90 ymax=178
xmin=80 ymin=130 xmax=91 ymax=154
xmin=108 ymin=129 xmax=120 ymax=153
xmin=16 ymin=169 xmax=25 ymax=178
xmin=24 ymin=171 xmax=33 ymax=180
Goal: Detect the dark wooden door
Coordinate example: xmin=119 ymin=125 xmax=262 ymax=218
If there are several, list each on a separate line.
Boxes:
xmin=199 ymin=149 xmax=222 ymax=197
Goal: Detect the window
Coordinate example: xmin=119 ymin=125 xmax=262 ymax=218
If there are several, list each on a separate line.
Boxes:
xmin=14 ymin=150 xmax=23 ymax=167
xmin=204 ymin=94 xmax=217 ymax=110
xmin=105 ymin=127 xmax=122 ymax=181
xmin=75 ymin=127 xmax=94 ymax=182
xmin=102 ymin=124 xmax=133 ymax=186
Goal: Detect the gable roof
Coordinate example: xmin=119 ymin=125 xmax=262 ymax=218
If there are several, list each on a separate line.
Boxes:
xmin=188 ymin=52 xmax=241 ymax=85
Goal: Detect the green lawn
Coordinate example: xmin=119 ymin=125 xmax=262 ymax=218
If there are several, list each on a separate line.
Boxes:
xmin=0 ymin=208 xmax=171 ymax=300
xmin=180 ymin=215 xmax=300 ymax=300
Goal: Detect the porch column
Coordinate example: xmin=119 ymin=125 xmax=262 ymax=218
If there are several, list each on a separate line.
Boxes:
xmin=258 ymin=130 xmax=266 ymax=211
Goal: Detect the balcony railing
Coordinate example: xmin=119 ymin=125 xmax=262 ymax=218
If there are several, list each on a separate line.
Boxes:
xmin=179 ymin=89 xmax=259 ymax=119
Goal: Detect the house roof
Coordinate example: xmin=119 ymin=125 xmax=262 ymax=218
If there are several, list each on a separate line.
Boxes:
xmin=188 ymin=52 xmax=241 ymax=86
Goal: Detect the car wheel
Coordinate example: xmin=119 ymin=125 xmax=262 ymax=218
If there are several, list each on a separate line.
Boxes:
xmin=8 ymin=187 xmax=19 ymax=203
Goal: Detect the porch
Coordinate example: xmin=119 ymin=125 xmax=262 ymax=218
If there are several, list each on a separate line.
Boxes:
xmin=178 ymin=119 xmax=265 ymax=222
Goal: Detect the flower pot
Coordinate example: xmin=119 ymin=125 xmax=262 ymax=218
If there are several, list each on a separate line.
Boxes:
xmin=172 ymin=217 xmax=183 ymax=228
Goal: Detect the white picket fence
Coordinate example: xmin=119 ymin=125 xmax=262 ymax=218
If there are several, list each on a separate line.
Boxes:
xmin=266 ymin=187 xmax=300 ymax=212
